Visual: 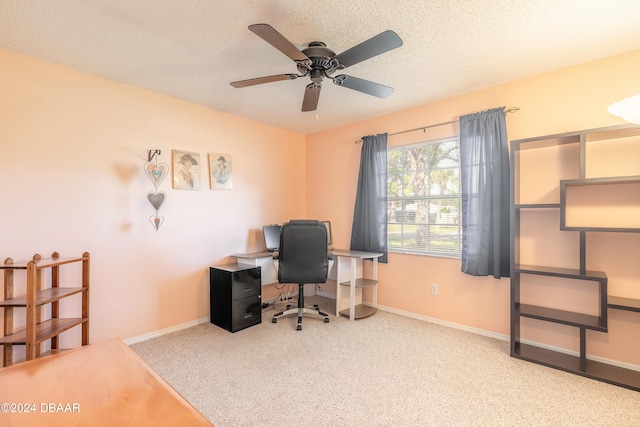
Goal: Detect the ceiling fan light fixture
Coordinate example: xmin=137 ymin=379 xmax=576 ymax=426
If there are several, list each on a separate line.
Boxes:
xmin=607 ymin=93 xmax=640 ymax=124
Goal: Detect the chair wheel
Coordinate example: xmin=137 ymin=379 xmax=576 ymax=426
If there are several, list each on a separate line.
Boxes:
xmin=272 ymin=318 xmax=277 ymax=323
xmin=296 ymin=325 xmax=302 ymax=331
xmin=324 ymin=318 xmax=329 ymax=323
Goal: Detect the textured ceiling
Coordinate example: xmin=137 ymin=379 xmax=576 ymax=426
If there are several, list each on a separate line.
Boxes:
xmin=2 ymin=0 xmax=640 ymax=135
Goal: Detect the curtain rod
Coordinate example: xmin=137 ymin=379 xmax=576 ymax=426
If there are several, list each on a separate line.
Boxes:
xmin=389 ymin=106 xmax=520 ymax=136
xmin=355 ymin=107 xmax=520 ymax=142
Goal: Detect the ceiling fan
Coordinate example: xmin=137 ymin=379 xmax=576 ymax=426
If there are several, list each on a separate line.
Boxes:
xmin=230 ymin=24 xmax=403 ymax=112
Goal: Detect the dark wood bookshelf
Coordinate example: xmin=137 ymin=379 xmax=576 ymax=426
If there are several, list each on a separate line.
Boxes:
xmin=608 ymin=296 xmax=640 ymax=313
xmin=513 ymin=342 xmax=640 ymax=392
xmin=560 ymin=176 xmax=640 ymax=233
xmin=515 ymin=264 xmax=606 ymax=280
xmin=516 ymin=303 xmax=606 ymax=331
xmin=514 ymin=203 xmax=561 ymax=210
xmin=510 ymin=124 xmax=640 ymax=393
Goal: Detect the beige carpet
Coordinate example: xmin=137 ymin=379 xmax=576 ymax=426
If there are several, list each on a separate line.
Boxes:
xmin=131 ymin=296 xmax=640 ymax=427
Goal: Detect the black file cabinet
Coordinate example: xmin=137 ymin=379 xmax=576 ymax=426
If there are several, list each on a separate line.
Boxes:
xmin=210 ymin=264 xmax=261 ymax=333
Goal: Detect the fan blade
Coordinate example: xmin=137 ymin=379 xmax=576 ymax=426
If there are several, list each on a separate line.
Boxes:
xmin=332 ymin=75 xmax=394 ymax=98
xmin=249 ymin=24 xmax=311 ymax=65
xmin=302 ymin=83 xmax=322 ymax=112
xmin=230 ymin=74 xmax=298 ymax=88
xmin=334 ymin=30 xmax=402 ymax=68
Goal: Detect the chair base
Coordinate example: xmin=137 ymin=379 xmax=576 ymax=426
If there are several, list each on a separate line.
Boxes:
xmin=272 ymin=304 xmax=330 ymax=331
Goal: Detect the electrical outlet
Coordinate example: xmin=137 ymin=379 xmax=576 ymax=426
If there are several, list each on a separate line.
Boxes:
xmin=430 ymin=283 xmax=438 ymax=295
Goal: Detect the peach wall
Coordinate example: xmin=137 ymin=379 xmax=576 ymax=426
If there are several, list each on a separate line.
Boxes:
xmin=3 ymin=44 xmax=640 ymax=368
xmin=0 ymin=48 xmax=306 ymax=359
xmin=306 ymin=49 xmax=640 ymax=366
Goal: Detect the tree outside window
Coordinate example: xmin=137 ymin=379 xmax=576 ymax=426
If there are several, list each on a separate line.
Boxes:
xmin=387 ymin=137 xmax=461 ymax=258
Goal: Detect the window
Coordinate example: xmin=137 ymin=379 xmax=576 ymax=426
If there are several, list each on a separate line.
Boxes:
xmin=387 ymin=137 xmax=461 ymax=258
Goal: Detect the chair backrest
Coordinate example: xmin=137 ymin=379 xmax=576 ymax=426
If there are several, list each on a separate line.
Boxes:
xmin=277 ymin=220 xmax=329 ymax=285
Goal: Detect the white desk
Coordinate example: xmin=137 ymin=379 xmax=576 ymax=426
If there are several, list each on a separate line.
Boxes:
xmin=232 ymin=251 xmax=277 ymax=286
xmin=232 ymin=249 xmax=383 ymax=321
xmin=230 ymin=251 xmax=315 ymax=298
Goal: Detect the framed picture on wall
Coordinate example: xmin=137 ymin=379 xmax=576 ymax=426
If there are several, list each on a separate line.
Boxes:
xmin=172 ymin=150 xmax=201 ymax=190
xmin=209 ymin=153 xmax=233 ymax=190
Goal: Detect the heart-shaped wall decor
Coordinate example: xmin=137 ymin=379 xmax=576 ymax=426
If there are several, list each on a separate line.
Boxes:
xmin=144 ymin=162 xmax=169 ymax=188
xmin=147 ymin=192 xmax=166 ymax=211
xmin=149 ymin=215 xmax=164 ymax=231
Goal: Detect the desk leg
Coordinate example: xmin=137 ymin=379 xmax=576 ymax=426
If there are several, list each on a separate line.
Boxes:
xmin=349 ymin=258 xmax=356 ymax=321
xmin=372 ymin=257 xmax=378 ymax=309
xmin=335 ymin=257 xmax=341 ymax=318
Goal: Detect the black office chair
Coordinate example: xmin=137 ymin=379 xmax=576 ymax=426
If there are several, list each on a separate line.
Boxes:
xmin=272 ymin=220 xmax=332 ymax=330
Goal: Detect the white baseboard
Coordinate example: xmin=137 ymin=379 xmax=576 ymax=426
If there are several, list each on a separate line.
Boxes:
xmin=123 ymin=295 xmax=640 ymax=373
xmin=123 ymin=316 xmax=210 ymax=346
xmin=376 ymin=304 xmax=640 ymax=373
xmin=376 ymin=304 xmax=509 ymax=342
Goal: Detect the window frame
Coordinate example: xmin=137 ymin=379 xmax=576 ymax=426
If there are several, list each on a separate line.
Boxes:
xmin=387 ymin=136 xmax=462 ymax=259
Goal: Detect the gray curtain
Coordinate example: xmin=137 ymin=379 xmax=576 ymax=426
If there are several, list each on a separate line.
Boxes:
xmin=350 ymin=133 xmax=388 ymax=263
xmin=460 ymin=107 xmax=509 ymax=278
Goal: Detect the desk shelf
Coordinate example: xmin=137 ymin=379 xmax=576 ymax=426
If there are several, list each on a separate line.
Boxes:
xmin=333 ymin=250 xmax=383 ymax=321
xmin=338 ymin=278 xmax=378 ymax=319
xmin=339 ymin=304 xmax=377 ymax=319
xmin=339 ymin=278 xmax=377 ymax=288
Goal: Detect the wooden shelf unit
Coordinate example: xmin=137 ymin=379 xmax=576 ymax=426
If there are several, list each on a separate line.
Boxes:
xmin=510 ymin=124 xmax=640 ymax=391
xmin=1 ymin=252 xmax=90 ymax=366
